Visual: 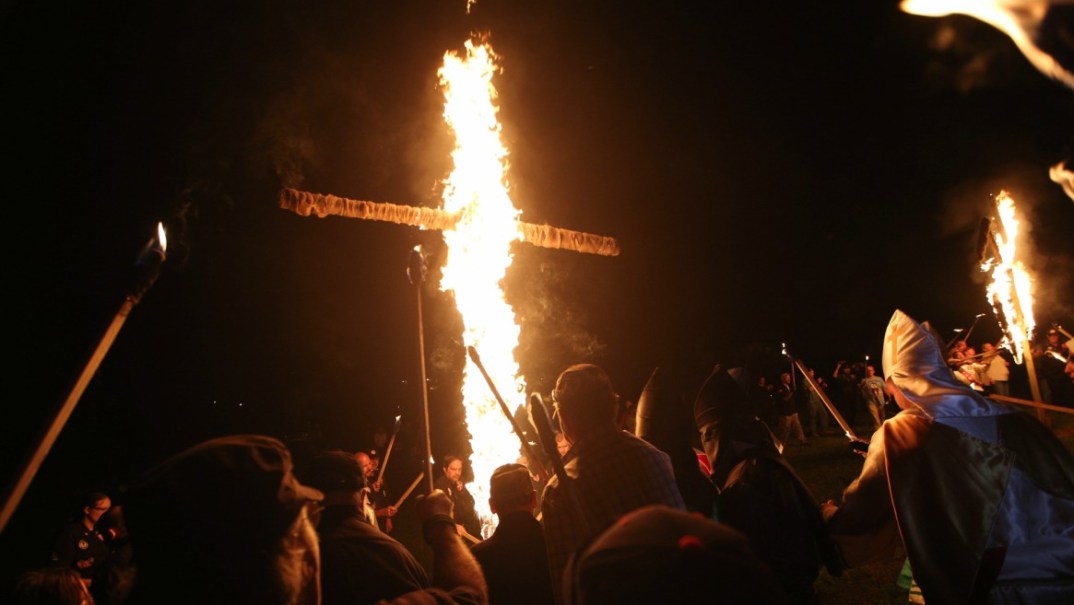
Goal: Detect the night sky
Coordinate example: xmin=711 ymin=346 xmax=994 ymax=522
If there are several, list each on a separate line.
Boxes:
xmin=2 ymin=0 xmax=1072 ymax=574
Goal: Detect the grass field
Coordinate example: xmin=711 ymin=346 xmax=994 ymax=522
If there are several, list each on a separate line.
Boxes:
xmin=784 ymin=409 xmax=1074 ymax=605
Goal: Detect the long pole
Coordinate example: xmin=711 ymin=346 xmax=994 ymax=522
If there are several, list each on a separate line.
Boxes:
xmin=376 ymin=415 xmax=402 ymax=485
xmin=0 ymin=226 xmax=166 ymax=536
xmin=408 ymin=248 xmax=435 ymax=493
xmin=791 ymin=357 xmax=861 ymax=442
xmin=466 ymin=346 xmax=550 ymax=483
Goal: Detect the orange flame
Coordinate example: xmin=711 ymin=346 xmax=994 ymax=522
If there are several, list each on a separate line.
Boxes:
xmin=980 ymin=191 xmax=1035 ymax=363
xmin=437 ymin=39 xmax=526 ymax=536
xmin=900 ymin=0 xmax=1074 ymax=89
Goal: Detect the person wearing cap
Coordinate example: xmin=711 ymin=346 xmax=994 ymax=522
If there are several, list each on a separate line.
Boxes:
xmin=823 ymin=310 xmax=1074 ymax=604
xmin=541 ymin=364 xmax=685 ymax=605
xmin=123 ymin=434 xmax=325 ymax=605
xmin=563 ymin=505 xmax=789 ymax=604
xmin=470 ymin=463 xmax=554 ymax=605
xmin=123 ymin=434 xmax=489 ymax=605
xmin=300 ymin=450 xmax=429 ymax=605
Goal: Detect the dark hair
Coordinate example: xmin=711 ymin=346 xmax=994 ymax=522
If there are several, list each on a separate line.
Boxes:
xmin=442 ymin=454 xmax=462 ymax=468
xmin=553 ymin=364 xmax=619 ymax=431
xmin=13 ymin=567 xmax=91 ymax=605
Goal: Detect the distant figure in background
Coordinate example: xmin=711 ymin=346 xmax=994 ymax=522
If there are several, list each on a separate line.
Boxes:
xmin=541 ymin=363 xmax=685 ymax=605
xmin=49 ymin=491 xmax=112 ymax=592
xmin=859 ymin=365 xmax=888 ymax=431
xmin=563 ymin=505 xmax=789 ymax=605
xmin=981 ymin=342 xmax=1011 ymax=396
xmin=301 ymin=449 xmax=430 ymax=605
xmin=800 ymin=367 xmax=830 ymax=437
xmin=1038 ymin=328 xmax=1074 ymax=406
xmin=774 ymin=372 xmax=807 ymax=445
xmin=13 ymin=567 xmax=94 ymax=605
xmin=470 ymin=463 xmax=554 ymax=605
xmin=824 ymin=310 xmax=1074 ymax=603
xmin=435 ymin=454 xmax=482 ymax=540
xmin=832 ymin=361 xmax=859 ymax=428
xmin=355 ymin=450 xmax=397 ymax=532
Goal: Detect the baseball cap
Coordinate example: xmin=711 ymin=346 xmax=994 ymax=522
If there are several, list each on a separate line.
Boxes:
xmin=565 ymin=505 xmax=788 ymax=604
xmin=489 ymin=463 xmax=534 ymax=503
xmin=125 ymin=434 xmax=323 ymax=564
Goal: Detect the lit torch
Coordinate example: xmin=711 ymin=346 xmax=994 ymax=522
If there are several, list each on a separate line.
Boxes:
xmin=979 ymin=191 xmax=1045 ymax=417
xmin=0 ymin=223 xmax=167 ymax=535
xmin=437 ymin=39 xmax=529 ymax=537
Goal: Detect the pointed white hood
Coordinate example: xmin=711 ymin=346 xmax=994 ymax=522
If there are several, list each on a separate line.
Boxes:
xmin=882 ymin=309 xmax=1011 ymax=420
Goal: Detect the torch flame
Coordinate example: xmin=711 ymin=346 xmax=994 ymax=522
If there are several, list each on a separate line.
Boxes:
xmin=437 ymin=39 xmax=526 ymax=536
xmin=157 ymin=222 xmax=168 ymax=253
xmin=980 ymin=191 xmax=1035 ymax=363
xmin=900 ymin=0 xmax=1074 ymax=89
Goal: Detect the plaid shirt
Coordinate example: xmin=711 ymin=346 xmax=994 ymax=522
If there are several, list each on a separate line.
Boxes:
xmin=541 ymin=426 xmax=685 ymax=604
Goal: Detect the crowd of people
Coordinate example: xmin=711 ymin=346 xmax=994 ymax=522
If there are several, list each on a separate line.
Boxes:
xmin=10 ymin=311 xmax=1074 ymax=604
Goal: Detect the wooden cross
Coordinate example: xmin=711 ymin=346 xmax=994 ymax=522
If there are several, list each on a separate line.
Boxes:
xmin=278 ymin=188 xmax=620 ymax=257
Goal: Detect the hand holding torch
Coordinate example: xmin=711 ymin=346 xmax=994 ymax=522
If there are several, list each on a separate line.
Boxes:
xmin=376 ymin=414 xmax=403 ymax=485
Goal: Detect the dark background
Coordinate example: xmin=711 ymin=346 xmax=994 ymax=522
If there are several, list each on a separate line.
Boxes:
xmin=2 ymin=0 xmax=1072 ymax=579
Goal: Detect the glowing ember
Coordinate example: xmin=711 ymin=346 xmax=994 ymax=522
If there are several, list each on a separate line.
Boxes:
xmin=437 ymin=39 xmax=526 ymax=536
xmin=980 ymin=191 xmax=1035 ymax=363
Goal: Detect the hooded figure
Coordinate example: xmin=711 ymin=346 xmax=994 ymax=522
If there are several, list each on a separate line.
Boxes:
xmin=694 ymin=364 xmax=842 ymax=605
xmin=635 ymin=366 xmax=716 ymax=515
xmin=825 ymin=309 xmax=1074 ymax=604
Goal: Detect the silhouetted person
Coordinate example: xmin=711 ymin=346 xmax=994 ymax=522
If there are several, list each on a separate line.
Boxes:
xmin=694 ymin=364 xmax=842 ymax=604
xmin=300 ymin=449 xmax=429 ymax=605
xmin=541 ymin=364 xmax=685 ymax=604
xmin=13 ymin=567 xmax=94 ymax=605
xmin=471 ymin=463 xmax=553 ymax=605
xmin=563 ymin=505 xmax=789 ymax=605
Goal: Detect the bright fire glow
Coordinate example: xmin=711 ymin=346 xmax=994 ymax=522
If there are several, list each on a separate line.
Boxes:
xmin=980 ymin=191 xmax=1035 ymax=363
xmin=900 ymin=0 xmax=1074 ymax=89
xmin=157 ymin=222 xmax=168 ymax=253
xmin=437 ymin=39 xmax=526 ymax=537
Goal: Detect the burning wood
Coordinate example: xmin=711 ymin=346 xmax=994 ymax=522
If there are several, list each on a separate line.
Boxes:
xmin=279 ymin=188 xmax=621 ymax=257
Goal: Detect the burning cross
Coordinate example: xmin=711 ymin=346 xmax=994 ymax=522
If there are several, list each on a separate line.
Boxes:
xmin=278 ymin=38 xmax=619 ymax=537
xmin=278 ymin=188 xmax=620 ymax=257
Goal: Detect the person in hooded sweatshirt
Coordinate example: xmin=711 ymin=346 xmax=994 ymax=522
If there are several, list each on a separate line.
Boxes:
xmin=823 ymin=309 xmax=1074 ymax=605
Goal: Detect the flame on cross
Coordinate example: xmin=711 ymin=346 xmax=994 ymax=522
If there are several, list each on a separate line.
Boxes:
xmin=437 ymin=39 xmax=527 ymax=536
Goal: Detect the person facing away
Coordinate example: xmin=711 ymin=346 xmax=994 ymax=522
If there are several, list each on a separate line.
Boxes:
xmin=563 ymin=505 xmax=789 ymax=605
xmin=50 ymin=491 xmax=112 ymax=591
xmin=823 ymin=310 xmax=1074 ymax=604
xmin=540 ymin=363 xmax=685 ymax=605
xmin=298 ymin=449 xmax=432 ymax=605
xmin=435 ymin=455 xmax=482 ymax=541
xmin=123 ymin=434 xmax=488 ymax=605
xmin=694 ymin=364 xmax=842 ymax=605
xmin=470 ymin=463 xmax=554 ymax=605
xmin=12 ymin=567 xmax=94 ymax=605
